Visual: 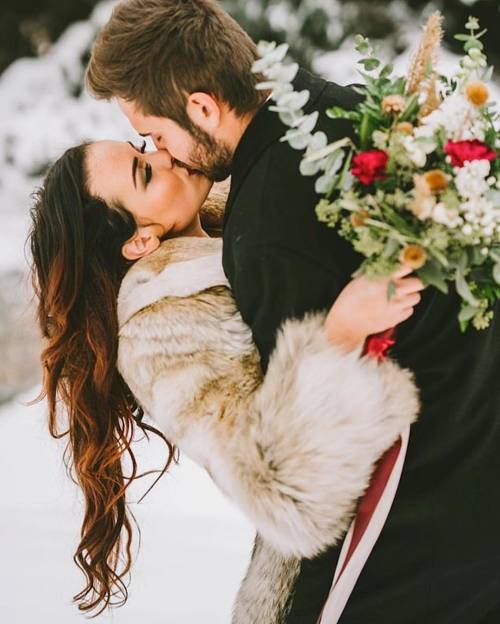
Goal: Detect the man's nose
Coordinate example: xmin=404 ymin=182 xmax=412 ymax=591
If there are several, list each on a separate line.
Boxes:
xmin=150 ymin=148 xmax=175 ymax=169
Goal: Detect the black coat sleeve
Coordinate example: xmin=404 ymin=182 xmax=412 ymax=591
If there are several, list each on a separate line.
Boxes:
xmin=231 ymin=243 xmax=345 ymax=372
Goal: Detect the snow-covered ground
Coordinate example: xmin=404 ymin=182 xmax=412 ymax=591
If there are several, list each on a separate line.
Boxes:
xmin=0 ymin=389 xmax=255 ymax=623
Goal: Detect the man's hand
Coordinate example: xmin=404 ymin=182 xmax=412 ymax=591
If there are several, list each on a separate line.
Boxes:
xmin=324 ymin=265 xmax=425 ymax=353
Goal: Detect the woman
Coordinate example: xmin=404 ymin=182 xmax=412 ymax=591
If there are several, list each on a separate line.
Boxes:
xmin=29 ymin=140 xmax=422 ymax=619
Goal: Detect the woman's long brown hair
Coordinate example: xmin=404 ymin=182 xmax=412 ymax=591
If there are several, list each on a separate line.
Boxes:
xmin=28 ymin=144 xmax=175 ymax=615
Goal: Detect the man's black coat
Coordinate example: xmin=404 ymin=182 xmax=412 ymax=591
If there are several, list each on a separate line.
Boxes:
xmin=223 ymin=68 xmax=500 ymax=624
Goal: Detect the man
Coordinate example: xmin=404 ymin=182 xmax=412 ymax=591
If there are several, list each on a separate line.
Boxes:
xmin=86 ymin=1 xmax=500 ymax=622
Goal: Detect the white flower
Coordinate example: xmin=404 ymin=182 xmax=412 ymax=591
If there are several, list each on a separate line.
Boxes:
xmin=418 ymin=92 xmax=486 ymax=142
xmin=432 ymin=202 xmax=462 ymax=228
xmin=402 ymin=135 xmax=431 ymax=167
xmin=414 ymin=124 xmax=435 ymax=140
xmin=459 ymin=196 xmax=500 ymax=236
xmin=483 ymin=225 xmax=494 ymax=237
xmin=454 ymin=160 xmax=491 ymax=200
xmin=462 ymin=224 xmax=473 ymax=235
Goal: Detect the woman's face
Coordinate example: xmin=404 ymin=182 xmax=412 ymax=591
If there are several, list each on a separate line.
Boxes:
xmin=86 ymin=140 xmax=212 ymax=238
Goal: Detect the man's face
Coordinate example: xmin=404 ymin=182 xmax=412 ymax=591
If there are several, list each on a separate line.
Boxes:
xmin=118 ymin=98 xmax=232 ymax=182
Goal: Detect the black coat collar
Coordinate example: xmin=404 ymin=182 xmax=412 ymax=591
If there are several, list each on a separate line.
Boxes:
xmin=225 ymin=68 xmax=328 ymax=220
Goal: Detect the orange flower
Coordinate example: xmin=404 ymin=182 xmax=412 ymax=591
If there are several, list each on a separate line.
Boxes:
xmin=382 ymin=95 xmax=407 ymax=115
xmin=351 ymin=210 xmax=370 ymax=227
xmin=400 ymin=244 xmax=427 ymax=269
xmin=465 ymin=81 xmax=489 ymax=107
xmin=423 ymin=169 xmax=449 ymax=193
xmin=395 ymin=122 xmax=414 ymax=135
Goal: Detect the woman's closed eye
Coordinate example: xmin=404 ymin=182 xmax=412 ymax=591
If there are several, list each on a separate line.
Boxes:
xmin=128 ymin=140 xmax=153 ymax=189
xmin=144 ymin=162 xmax=152 ymax=187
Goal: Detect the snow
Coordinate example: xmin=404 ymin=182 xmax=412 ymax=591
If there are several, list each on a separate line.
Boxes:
xmin=0 ymin=389 xmax=255 ymax=623
xmin=0 ymin=2 xmax=133 ymax=275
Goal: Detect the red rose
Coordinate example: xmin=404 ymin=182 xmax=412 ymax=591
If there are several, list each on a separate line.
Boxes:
xmin=444 ymin=139 xmax=497 ymax=168
xmin=351 ymin=150 xmax=389 ymax=185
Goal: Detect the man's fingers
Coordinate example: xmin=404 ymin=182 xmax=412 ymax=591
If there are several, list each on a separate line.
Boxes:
xmin=406 ymin=292 xmax=422 ymax=306
xmin=394 ymin=277 xmax=425 ymax=295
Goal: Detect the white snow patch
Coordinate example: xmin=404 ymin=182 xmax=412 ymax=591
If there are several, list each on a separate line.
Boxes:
xmin=0 ymin=390 xmax=254 ymax=623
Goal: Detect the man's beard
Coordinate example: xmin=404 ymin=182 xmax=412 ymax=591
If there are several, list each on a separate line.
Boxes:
xmin=187 ymin=123 xmax=233 ymax=182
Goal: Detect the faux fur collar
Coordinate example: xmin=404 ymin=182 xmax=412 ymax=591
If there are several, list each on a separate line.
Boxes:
xmin=117 ymin=237 xmax=229 ymax=328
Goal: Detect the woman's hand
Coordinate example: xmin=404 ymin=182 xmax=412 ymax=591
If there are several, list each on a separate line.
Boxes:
xmin=324 ymin=265 xmax=425 ymax=353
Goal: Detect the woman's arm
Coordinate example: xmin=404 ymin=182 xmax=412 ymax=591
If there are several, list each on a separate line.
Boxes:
xmin=127 ymin=271 xmax=421 ymax=559
xmin=168 ymin=312 xmax=418 ymax=560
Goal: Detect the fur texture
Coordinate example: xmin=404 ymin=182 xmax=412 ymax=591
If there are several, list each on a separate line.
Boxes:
xmin=117 ymin=236 xmax=420 ymax=622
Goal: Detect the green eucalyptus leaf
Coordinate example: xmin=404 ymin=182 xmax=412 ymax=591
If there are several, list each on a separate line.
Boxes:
xmin=276 ymin=89 xmax=310 ymax=110
xmin=354 ymin=34 xmax=372 ymax=55
xmin=382 ymin=237 xmax=399 ymax=259
xmin=455 ymin=273 xmax=480 ymax=307
xmin=315 ymin=173 xmax=336 ymax=195
xmin=359 ymin=58 xmax=381 ymax=71
xmin=300 ymin=157 xmax=323 ymax=177
xmin=278 ymin=110 xmax=299 ymax=126
xmin=298 ymin=111 xmax=319 ymax=134
xmin=458 ymin=304 xmax=479 ymax=323
xmin=303 ymin=137 xmax=352 ymax=163
xmin=352 ymin=86 xmax=368 ymax=96
xmin=308 ymin=131 xmax=329 ymax=151
xmin=465 ymin=39 xmax=484 ymax=52
xmin=380 ymin=63 xmax=394 ymax=79
xmin=417 ymin=260 xmax=449 ymax=294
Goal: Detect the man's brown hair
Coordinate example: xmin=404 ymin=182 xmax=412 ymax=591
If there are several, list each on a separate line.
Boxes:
xmin=86 ymin=0 xmax=265 ymax=129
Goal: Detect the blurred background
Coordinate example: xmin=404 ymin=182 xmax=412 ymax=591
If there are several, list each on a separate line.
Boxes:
xmin=0 ymin=0 xmax=498 ymax=622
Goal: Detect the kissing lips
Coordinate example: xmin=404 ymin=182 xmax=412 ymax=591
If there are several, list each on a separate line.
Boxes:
xmin=173 ymin=158 xmax=200 ymax=177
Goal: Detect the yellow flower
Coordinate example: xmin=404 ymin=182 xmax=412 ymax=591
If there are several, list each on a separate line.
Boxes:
xmin=395 ymin=122 xmax=414 ymax=135
xmin=465 ymin=81 xmax=489 ymax=107
xmin=350 ymin=210 xmax=369 ymax=228
xmin=400 ymin=244 xmax=427 ymax=269
xmin=382 ymin=95 xmax=407 ymax=115
xmin=423 ymin=169 xmax=449 ymax=193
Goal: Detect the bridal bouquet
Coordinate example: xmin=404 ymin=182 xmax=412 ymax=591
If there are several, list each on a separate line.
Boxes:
xmin=253 ymin=13 xmax=500 ymax=330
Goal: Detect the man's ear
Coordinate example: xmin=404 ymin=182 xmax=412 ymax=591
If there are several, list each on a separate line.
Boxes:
xmin=186 ymin=92 xmax=221 ymax=133
xmin=121 ymin=227 xmax=161 ymax=261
